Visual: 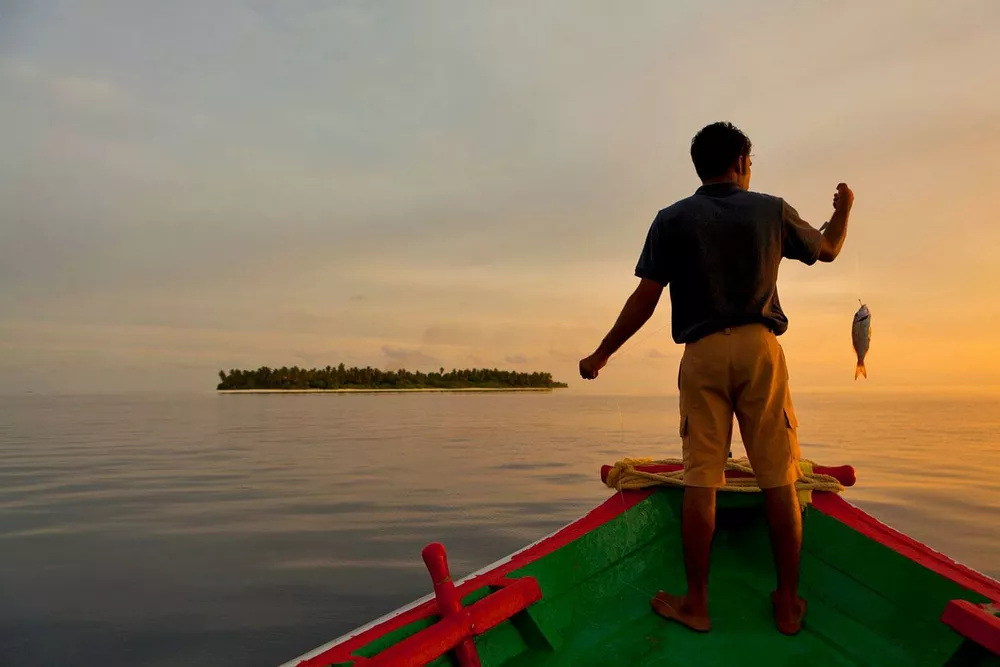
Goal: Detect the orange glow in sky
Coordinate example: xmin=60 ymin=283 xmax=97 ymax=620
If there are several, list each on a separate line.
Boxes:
xmin=1 ymin=2 xmax=999 ymax=394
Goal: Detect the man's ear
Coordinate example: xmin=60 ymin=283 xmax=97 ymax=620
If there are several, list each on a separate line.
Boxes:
xmin=735 ymin=155 xmax=747 ymax=176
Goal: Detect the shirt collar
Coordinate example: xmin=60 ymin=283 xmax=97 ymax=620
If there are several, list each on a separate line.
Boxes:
xmin=695 ymin=182 xmax=744 ymax=196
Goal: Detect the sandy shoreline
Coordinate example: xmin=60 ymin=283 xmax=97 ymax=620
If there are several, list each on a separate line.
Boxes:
xmin=216 ymin=387 xmax=564 ymax=394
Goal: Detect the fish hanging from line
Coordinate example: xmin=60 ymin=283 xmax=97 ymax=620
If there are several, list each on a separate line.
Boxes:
xmin=852 ymin=301 xmax=871 ymax=380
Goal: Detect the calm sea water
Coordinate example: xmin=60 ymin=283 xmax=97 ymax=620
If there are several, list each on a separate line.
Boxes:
xmin=1 ymin=391 xmax=998 ymax=666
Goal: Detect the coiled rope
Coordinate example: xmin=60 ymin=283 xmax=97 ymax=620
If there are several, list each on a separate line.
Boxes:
xmin=604 ymin=457 xmax=845 ymax=505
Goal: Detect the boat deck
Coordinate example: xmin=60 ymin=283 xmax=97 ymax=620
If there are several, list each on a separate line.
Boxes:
xmin=310 ymin=489 xmax=1000 ymax=667
xmin=467 ymin=491 xmax=992 ymax=667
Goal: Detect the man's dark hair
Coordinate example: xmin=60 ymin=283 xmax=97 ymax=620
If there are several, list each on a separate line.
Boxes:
xmin=690 ymin=122 xmax=752 ymax=181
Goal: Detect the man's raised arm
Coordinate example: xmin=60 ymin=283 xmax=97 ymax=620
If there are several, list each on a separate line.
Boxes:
xmin=817 ymin=183 xmax=854 ymax=262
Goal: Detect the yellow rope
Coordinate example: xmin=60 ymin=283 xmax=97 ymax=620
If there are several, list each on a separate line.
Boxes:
xmin=604 ymin=457 xmax=845 ymax=505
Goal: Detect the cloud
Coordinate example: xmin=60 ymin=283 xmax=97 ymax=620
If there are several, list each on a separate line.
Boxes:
xmin=460 ymin=353 xmax=487 ymax=367
xmin=2 ymin=59 xmax=128 ymax=110
xmin=3 ymin=3 xmax=1000 ymax=394
xmin=548 ymin=347 xmax=584 ymax=363
xmin=422 ymin=324 xmax=477 ymax=347
xmin=380 ymin=345 xmax=441 ymax=372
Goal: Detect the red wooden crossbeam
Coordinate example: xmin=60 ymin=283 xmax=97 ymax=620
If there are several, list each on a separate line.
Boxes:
xmin=941 ymin=599 xmax=1000 ymax=655
xmin=600 ymin=462 xmax=857 ymax=488
xmin=362 ymin=543 xmax=542 ymax=667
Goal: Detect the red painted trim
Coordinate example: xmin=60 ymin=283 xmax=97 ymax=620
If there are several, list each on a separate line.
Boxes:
xmin=599 ymin=463 xmax=856 ymax=488
xmin=295 ymin=488 xmax=654 ymax=666
xmin=941 ymin=600 xmax=1000 ymax=655
xmin=812 ymin=494 xmax=1000 ymax=602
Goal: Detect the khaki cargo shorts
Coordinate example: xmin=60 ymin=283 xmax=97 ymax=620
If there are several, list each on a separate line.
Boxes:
xmin=678 ymin=324 xmax=803 ymax=489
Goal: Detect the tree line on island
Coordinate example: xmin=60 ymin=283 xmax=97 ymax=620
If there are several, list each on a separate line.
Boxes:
xmin=217 ymin=365 xmax=569 ymax=390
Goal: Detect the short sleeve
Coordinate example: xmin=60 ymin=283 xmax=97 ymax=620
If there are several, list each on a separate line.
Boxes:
xmin=634 ymin=213 xmax=670 ymax=285
xmin=781 ymin=199 xmax=823 ymax=265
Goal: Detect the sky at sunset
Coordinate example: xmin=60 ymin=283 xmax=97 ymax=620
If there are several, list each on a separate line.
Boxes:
xmin=2 ymin=1 xmax=999 ymax=395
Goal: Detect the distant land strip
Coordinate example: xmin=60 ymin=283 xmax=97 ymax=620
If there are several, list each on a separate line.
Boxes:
xmin=217 ymin=365 xmax=568 ymax=392
xmin=218 ymin=388 xmax=559 ymax=394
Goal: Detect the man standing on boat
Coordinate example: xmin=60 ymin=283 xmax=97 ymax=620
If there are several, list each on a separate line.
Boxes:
xmin=579 ymin=122 xmax=853 ymax=635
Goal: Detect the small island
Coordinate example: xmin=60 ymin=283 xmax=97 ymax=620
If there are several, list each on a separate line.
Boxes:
xmin=217 ymin=365 xmax=569 ymax=393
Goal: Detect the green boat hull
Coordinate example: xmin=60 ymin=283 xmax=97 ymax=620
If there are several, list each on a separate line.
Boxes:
xmin=284 ymin=482 xmax=1000 ymax=667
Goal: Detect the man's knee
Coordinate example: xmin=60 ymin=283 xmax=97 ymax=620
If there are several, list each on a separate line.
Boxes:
xmin=683 ymin=486 xmax=717 ymax=520
xmin=763 ymin=483 xmax=800 ymax=511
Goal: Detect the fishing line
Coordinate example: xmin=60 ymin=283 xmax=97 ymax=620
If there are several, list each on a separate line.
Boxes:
xmin=856 ymin=248 xmax=861 ymax=302
xmin=606 ymin=322 xmax=672 ymax=365
xmin=597 ymin=320 xmax=672 ymax=460
xmin=579 ymin=318 xmax=678 ymax=606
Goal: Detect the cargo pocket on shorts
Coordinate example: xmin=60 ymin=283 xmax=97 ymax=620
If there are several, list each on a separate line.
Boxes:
xmin=784 ymin=406 xmax=798 ymax=430
xmin=783 ymin=404 xmax=801 ymax=462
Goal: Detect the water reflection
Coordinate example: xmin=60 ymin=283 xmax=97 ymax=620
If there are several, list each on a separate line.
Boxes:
xmin=0 ymin=391 xmax=997 ymax=666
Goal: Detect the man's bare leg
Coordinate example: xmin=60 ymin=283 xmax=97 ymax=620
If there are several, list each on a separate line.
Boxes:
xmin=682 ymin=486 xmax=716 ymax=610
xmin=651 ymin=486 xmax=715 ymax=632
xmin=763 ymin=483 xmax=807 ymax=634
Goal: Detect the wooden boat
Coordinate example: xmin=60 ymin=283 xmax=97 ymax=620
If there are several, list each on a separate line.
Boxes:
xmin=280 ymin=461 xmax=1000 ymax=667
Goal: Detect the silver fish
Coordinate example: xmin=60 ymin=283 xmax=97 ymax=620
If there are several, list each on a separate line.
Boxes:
xmin=852 ymin=302 xmax=871 ymax=380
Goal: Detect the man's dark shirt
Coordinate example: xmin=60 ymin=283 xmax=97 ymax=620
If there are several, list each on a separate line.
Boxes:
xmin=635 ymin=182 xmax=824 ymax=344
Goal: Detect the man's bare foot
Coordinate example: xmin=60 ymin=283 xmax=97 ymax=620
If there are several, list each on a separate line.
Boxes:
xmin=650 ymin=591 xmax=712 ymax=632
xmin=771 ymin=591 xmax=807 ymax=635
